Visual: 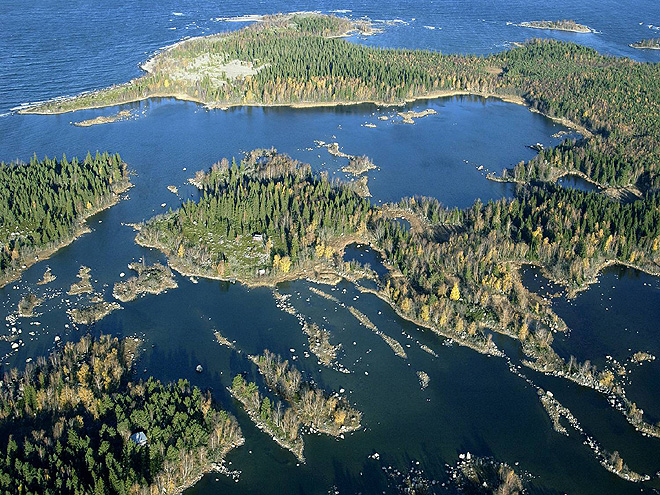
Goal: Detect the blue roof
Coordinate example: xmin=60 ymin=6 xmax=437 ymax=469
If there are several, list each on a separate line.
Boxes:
xmin=130 ymin=431 xmax=147 ymax=445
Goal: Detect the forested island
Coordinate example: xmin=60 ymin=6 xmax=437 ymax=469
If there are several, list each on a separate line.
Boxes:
xmin=630 ymin=37 xmax=660 ymax=50
xmin=0 ymin=152 xmax=130 ymax=287
xmin=230 ymin=350 xmax=361 ymax=461
xmin=517 ymin=20 xmax=595 ymax=33
xmin=0 ymin=335 xmax=243 ymax=494
xmin=136 ymin=148 xmax=370 ymax=286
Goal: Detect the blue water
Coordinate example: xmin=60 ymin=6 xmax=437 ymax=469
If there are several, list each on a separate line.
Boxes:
xmin=557 ymin=174 xmax=601 ymax=193
xmin=2 ymin=1 xmax=660 ymax=494
xmin=1 ymin=0 xmax=659 ymax=114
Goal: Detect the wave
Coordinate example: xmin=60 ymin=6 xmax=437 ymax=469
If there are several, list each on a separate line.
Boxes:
xmin=330 ymin=9 xmax=352 ymax=14
xmin=215 ymin=14 xmax=265 ymax=23
xmin=373 ymin=18 xmax=409 ymax=26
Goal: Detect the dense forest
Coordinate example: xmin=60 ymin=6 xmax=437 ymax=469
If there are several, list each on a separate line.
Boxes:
xmin=137 ymin=149 xmax=370 ymax=281
xmin=0 ymin=335 xmax=243 ymax=495
xmin=0 ymin=152 xmax=130 ymax=285
xmin=500 ymin=41 xmax=660 ymax=187
xmin=24 ymin=14 xmax=660 ymax=188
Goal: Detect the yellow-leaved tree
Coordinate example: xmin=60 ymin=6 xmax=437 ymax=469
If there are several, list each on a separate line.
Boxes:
xmin=449 ymin=282 xmax=460 ymax=301
xmin=279 ymin=256 xmax=292 ymax=273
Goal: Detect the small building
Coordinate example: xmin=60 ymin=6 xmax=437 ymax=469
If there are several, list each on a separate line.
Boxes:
xmin=252 ymin=233 xmax=264 ymax=242
xmin=129 ymin=431 xmax=147 ymax=447
xmin=257 ymin=268 xmax=266 ymax=276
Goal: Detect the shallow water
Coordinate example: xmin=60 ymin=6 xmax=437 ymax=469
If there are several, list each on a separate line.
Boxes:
xmin=2 ymin=1 xmax=660 ymax=493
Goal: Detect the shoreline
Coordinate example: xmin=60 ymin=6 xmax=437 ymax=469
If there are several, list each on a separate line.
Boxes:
xmin=487 ymin=165 xmax=637 ymax=197
xmin=169 ymin=438 xmax=246 ymax=494
xmin=134 ymin=230 xmax=369 ymax=289
xmin=0 ymin=180 xmax=132 ymax=289
xmin=629 ymin=44 xmax=660 ymax=50
xmin=140 ymin=225 xmax=504 ymax=358
xmin=19 ymin=88 xmax=527 ymax=116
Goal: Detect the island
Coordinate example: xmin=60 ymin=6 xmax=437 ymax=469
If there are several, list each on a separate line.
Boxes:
xmin=68 ymin=299 xmax=122 ymax=324
xmin=517 ymin=20 xmax=596 ymax=33
xmin=73 ymin=109 xmax=132 ymax=127
xmin=341 ymin=155 xmax=377 ymax=176
xmin=135 ymin=148 xmax=371 ymax=287
xmin=36 ymin=266 xmax=56 ymax=285
xmin=302 ymin=321 xmax=340 ymax=366
xmin=230 ymin=350 xmax=361 ymax=461
xmin=17 ymin=293 xmax=43 ymax=317
xmin=630 ymin=37 xmax=660 ymax=50
xmin=0 ymin=152 xmax=131 ymax=287
xmin=0 ymin=335 xmax=244 ymax=494
xmin=68 ymin=265 xmax=94 ymax=295
xmin=398 ymin=108 xmax=437 ymax=124
xmin=112 ymin=262 xmax=178 ymax=302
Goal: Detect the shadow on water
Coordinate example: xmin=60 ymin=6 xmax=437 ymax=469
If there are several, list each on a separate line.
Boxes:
xmin=556 ymin=174 xmax=601 ymax=193
xmin=343 ymin=243 xmax=388 ymax=278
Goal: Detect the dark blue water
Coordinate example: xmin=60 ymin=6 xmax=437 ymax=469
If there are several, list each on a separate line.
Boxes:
xmin=343 ymin=243 xmax=388 ymax=277
xmin=2 ymin=0 xmax=659 ymax=114
xmin=2 ymin=1 xmax=660 ymax=494
xmin=557 ymin=174 xmax=601 ymax=193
